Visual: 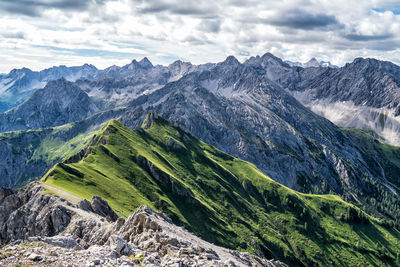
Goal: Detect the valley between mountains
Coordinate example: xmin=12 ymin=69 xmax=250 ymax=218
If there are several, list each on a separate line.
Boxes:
xmin=1 ymin=53 xmax=400 ymax=266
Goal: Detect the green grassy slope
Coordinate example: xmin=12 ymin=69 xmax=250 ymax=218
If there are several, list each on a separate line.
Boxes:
xmin=42 ymin=114 xmax=400 ymax=266
xmin=342 ymin=127 xmax=400 ymax=225
xmin=0 ymin=120 xmax=100 ymax=188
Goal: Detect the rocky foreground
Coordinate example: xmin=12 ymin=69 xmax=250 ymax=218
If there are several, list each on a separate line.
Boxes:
xmin=0 ymin=183 xmax=286 ymax=266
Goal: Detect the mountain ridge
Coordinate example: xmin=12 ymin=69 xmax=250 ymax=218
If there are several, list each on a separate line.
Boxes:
xmin=40 ymin=115 xmax=400 ymax=266
xmin=259 ymin=55 xmax=400 ymax=146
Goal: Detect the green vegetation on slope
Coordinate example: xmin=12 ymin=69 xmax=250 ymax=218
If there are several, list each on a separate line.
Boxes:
xmin=0 ymin=120 xmax=100 ymax=188
xmin=342 ymin=127 xmax=400 ymax=227
xmin=42 ymin=114 xmax=400 ymax=266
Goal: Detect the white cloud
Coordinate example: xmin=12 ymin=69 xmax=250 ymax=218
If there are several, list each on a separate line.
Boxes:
xmin=0 ymin=0 xmax=400 ymax=73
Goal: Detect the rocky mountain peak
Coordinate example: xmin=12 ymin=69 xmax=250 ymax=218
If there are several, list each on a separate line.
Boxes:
xmin=81 ymin=63 xmax=98 ymax=71
xmin=284 ymin=57 xmax=337 ymax=68
xmin=129 ymin=57 xmax=154 ymax=70
xmin=41 ymin=78 xmax=87 ymax=97
xmin=82 ymin=63 xmax=95 ymax=68
xmin=261 ymin=52 xmax=282 ymax=62
xmin=169 ymin=59 xmax=184 ymax=65
xmin=138 ymin=57 xmax=153 ymax=68
xmin=168 ymin=59 xmax=192 ymax=69
xmin=222 ymin=55 xmax=240 ymax=66
xmin=350 ymin=57 xmax=379 ymax=67
xmin=244 ymin=52 xmax=290 ymax=70
xmin=343 ymin=57 xmax=392 ymax=72
xmin=305 ymin=57 xmax=320 ymax=67
xmin=0 ymin=77 xmax=99 ymax=132
xmin=167 ymin=60 xmax=194 ymax=80
xmin=8 ymin=67 xmax=32 ymax=77
xmin=343 ymin=57 xmax=400 ymax=81
xmin=261 ymin=52 xmax=290 ymax=67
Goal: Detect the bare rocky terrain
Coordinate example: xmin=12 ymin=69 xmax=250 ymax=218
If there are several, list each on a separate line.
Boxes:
xmin=0 ymin=183 xmax=285 ymax=266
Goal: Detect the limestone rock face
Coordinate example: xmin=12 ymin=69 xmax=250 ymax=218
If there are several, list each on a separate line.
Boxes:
xmin=0 ymin=183 xmax=286 ymax=267
xmin=0 ymin=187 xmax=14 ymax=202
xmin=89 ymin=196 xmax=118 ymax=222
xmin=0 ymin=183 xmax=73 ymax=243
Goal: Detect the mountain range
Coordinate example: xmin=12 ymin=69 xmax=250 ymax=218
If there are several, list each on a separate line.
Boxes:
xmin=1 ymin=53 xmax=400 ymax=219
xmin=0 ymin=64 xmax=98 ymax=112
xmin=1 ymin=52 xmax=400 ymax=266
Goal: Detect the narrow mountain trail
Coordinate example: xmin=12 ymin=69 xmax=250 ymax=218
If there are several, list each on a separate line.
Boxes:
xmin=42 ymin=184 xmax=82 ymax=203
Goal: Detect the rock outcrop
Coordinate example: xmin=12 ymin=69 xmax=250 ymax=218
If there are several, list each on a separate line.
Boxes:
xmin=0 ymin=183 xmax=286 ymax=267
xmin=78 ymin=196 xmax=118 ymax=222
xmin=0 ymin=183 xmax=73 ymax=243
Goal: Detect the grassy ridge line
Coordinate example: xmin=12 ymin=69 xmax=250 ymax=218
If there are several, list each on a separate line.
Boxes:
xmin=42 ymin=116 xmax=400 ymax=266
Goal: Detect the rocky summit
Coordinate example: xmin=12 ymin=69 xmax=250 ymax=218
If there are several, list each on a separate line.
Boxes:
xmin=0 ymin=183 xmax=285 ymax=267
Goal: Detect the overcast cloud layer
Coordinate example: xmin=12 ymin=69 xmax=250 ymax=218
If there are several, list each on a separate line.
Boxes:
xmin=0 ymin=0 xmax=400 ymax=72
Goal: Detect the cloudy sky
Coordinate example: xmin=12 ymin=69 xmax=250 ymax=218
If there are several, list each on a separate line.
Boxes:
xmin=0 ymin=0 xmax=400 ymax=73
